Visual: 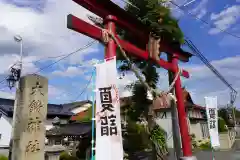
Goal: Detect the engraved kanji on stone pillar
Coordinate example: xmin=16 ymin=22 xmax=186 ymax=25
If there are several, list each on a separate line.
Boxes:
xmin=11 ymin=74 xmax=48 ymax=160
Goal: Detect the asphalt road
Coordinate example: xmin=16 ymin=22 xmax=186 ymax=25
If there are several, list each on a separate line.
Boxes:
xmin=131 ymin=140 xmax=240 ymax=160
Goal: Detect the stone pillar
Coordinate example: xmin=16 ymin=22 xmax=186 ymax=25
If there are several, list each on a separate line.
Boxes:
xmin=45 ymin=145 xmax=65 ymax=160
xmin=11 ymin=74 xmax=48 ymax=160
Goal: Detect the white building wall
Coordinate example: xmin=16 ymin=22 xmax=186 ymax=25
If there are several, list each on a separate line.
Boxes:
xmin=155 ymin=118 xmax=174 ymax=148
xmin=190 ymin=122 xmax=202 ymax=141
xmin=155 ymin=110 xmax=207 ymax=148
xmin=0 ymin=115 xmax=68 ymax=147
xmin=155 ymin=111 xmax=183 ymax=148
xmin=0 ymin=114 xmax=12 ymax=147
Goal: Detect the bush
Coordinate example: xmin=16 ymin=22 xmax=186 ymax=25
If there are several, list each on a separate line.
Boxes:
xmin=59 ymin=152 xmax=78 ymax=160
xmin=198 ymin=140 xmax=211 ymax=150
xmin=0 ymin=155 xmax=7 ymax=160
xmin=218 ymin=117 xmax=228 ymax=133
xmin=190 ymin=134 xmax=197 ymax=149
xmin=124 ymin=121 xmax=150 ymax=152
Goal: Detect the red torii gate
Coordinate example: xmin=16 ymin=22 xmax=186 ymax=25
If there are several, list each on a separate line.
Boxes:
xmin=67 ymin=0 xmax=195 ymax=159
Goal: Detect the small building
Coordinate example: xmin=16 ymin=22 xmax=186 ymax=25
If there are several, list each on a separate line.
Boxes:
xmin=120 ymin=88 xmax=209 ymax=148
xmin=46 ymin=121 xmax=92 ymax=160
xmin=154 ymin=88 xmax=209 ymax=148
xmin=0 ymin=98 xmax=92 ymax=148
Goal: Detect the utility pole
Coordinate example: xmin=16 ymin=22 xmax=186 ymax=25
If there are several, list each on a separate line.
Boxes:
xmin=168 ymin=54 xmax=182 ymax=160
xmin=8 ymin=35 xmax=23 ymax=160
xmin=230 ymin=91 xmax=237 ymax=128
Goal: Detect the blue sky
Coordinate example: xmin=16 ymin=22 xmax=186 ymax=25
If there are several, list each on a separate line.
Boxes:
xmin=0 ymin=0 xmax=239 ymax=108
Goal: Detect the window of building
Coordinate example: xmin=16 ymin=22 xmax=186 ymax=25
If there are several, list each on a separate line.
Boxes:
xmin=0 ymin=134 xmax=2 ymax=140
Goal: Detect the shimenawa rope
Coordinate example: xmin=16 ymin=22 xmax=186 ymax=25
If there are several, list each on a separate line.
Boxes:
xmin=101 ymin=29 xmax=181 ymax=100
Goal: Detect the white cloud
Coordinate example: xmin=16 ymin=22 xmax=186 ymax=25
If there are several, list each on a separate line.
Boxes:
xmin=117 ymin=56 xmax=240 ymax=108
xmin=52 ymin=66 xmax=85 ymax=77
xmin=51 ymin=58 xmax=101 ymax=78
xmin=0 ymin=0 xmax=99 ymax=68
xmin=218 ymin=34 xmax=240 ymax=47
xmin=182 ymin=56 xmax=240 ymax=107
xmin=0 ymin=84 xmax=70 ymax=102
xmin=208 ymin=5 xmax=240 ymax=35
xmin=190 ymin=0 xmax=208 ymax=18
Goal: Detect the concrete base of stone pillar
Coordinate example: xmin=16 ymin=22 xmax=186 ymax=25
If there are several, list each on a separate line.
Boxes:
xmin=45 ymin=145 xmax=65 ymax=160
xmin=180 ymin=156 xmax=197 ymax=160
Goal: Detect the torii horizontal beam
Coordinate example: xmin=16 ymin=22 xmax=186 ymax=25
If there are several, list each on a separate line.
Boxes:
xmin=72 ymin=0 xmax=192 ymax=62
xmin=67 ymin=14 xmax=189 ymax=78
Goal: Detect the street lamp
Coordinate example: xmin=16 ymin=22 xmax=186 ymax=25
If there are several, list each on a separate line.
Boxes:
xmin=6 ymin=75 xmax=16 ymax=90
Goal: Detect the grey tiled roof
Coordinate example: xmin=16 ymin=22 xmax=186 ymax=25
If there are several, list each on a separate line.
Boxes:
xmin=0 ymin=98 xmax=91 ymax=118
xmin=46 ymin=122 xmax=91 ymax=136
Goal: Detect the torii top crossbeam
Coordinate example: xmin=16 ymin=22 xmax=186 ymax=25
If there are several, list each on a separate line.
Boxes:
xmin=72 ymin=0 xmax=193 ymax=62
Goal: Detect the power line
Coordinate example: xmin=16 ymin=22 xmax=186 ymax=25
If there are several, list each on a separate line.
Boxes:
xmin=168 ymin=1 xmax=240 ymax=39
xmin=115 ymin=0 xmax=238 ymax=97
xmin=184 ymin=38 xmax=237 ymax=95
xmin=0 ymin=40 xmax=97 ymax=87
xmin=34 ymin=40 xmax=97 ymax=74
xmin=117 ymin=0 xmax=240 ymax=39
xmin=70 ymin=70 xmax=94 ymax=102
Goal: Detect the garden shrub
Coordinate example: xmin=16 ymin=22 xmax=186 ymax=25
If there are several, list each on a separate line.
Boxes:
xmin=198 ymin=140 xmax=211 ymax=150
xmin=0 ymin=155 xmax=7 ymax=160
xmin=218 ymin=117 xmax=228 ymax=133
xmin=124 ymin=121 xmax=150 ymax=152
xmin=190 ymin=134 xmax=197 ymax=149
xmin=59 ymin=151 xmax=78 ymax=160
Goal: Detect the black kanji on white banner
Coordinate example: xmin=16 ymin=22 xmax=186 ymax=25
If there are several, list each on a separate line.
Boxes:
xmin=209 ymin=108 xmax=216 ymax=119
xmin=100 ymin=115 xmax=118 ymax=136
xmin=99 ymin=87 xmax=114 ymax=112
xmin=209 ymin=119 xmax=216 ymax=129
xmin=208 ymin=108 xmax=216 ymax=129
xmin=98 ymin=86 xmax=118 ymax=136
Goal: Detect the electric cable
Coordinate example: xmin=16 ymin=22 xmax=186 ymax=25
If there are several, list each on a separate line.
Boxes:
xmin=184 ymin=38 xmax=237 ymax=96
xmin=0 ymin=40 xmax=97 ymax=87
xmin=169 ymin=1 xmax=240 ymax=39
xmin=33 ymin=40 xmax=97 ymax=74
xmin=117 ymin=0 xmax=240 ymax=39
xmin=70 ymin=70 xmax=94 ymax=102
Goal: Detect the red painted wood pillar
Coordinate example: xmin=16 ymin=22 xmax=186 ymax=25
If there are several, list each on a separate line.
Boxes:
xmin=104 ymin=15 xmax=117 ymax=59
xmin=172 ymin=54 xmax=194 ymax=159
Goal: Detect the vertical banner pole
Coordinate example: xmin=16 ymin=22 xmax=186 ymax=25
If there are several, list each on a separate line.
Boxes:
xmin=211 ymin=147 xmax=215 ymax=160
xmin=91 ymin=69 xmax=96 ymax=160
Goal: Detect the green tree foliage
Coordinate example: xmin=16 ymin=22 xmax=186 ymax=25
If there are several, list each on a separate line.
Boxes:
xmin=124 ymin=121 xmax=151 ymax=152
xmin=117 ymin=0 xmax=184 ymax=159
xmin=118 ymin=0 xmax=184 ymax=121
xmin=218 ymin=117 xmax=228 ymax=133
xmin=74 ymin=104 xmax=96 ymax=122
xmin=74 ymin=108 xmax=92 ymax=122
xmin=218 ymin=107 xmax=236 ymax=126
xmin=0 ymin=155 xmax=7 ymax=160
xmin=59 ymin=152 xmax=78 ymax=160
xmin=122 ymin=0 xmax=184 ymax=47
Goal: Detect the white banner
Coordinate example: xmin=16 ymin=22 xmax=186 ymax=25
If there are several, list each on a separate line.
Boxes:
xmin=95 ymin=57 xmax=123 ymax=160
xmin=205 ymin=96 xmax=220 ymax=148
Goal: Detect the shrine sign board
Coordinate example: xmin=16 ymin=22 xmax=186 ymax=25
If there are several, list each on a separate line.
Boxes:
xmin=11 ymin=74 xmax=48 ymax=160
